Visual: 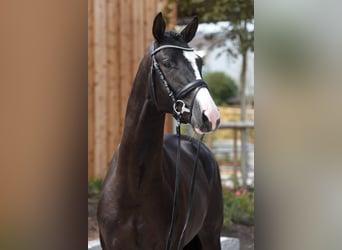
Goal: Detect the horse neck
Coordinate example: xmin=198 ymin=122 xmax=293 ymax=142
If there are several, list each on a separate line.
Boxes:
xmin=118 ymin=53 xmax=166 ymax=182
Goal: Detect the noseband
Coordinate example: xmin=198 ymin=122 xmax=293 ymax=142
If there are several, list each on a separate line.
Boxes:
xmin=151 ymin=44 xmax=208 ymax=121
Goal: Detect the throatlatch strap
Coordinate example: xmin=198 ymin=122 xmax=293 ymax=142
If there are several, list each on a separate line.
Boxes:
xmin=151 ymin=53 xmax=177 ymax=104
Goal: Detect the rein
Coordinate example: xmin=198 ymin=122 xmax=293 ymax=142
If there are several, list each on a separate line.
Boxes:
xmin=150 ymin=44 xmax=207 ymax=250
xmin=166 ymin=117 xmax=204 ymax=250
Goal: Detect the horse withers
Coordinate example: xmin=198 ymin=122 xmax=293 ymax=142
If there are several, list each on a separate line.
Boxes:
xmin=97 ymin=12 xmax=223 ymax=250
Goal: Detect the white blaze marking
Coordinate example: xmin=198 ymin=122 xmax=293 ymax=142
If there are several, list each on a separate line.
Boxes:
xmin=183 ymin=51 xmax=202 ymax=80
xmin=196 ymin=88 xmax=220 ymax=130
xmin=183 ymin=50 xmax=220 ymax=131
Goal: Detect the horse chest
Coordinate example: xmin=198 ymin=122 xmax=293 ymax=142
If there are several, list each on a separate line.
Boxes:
xmin=107 ymin=210 xmax=167 ymax=249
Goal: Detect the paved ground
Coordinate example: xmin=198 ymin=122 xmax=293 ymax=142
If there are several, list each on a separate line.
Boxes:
xmin=88 ymin=237 xmax=240 ymax=250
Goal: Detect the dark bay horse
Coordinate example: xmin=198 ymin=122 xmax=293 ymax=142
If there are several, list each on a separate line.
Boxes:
xmin=97 ymin=12 xmax=223 ymax=250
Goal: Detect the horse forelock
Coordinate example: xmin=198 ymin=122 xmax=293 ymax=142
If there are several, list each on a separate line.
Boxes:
xmin=156 ymin=31 xmax=190 ymax=48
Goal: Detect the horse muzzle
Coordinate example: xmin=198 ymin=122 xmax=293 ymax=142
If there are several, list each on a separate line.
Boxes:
xmin=191 ymin=88 xmax=220 ymax=134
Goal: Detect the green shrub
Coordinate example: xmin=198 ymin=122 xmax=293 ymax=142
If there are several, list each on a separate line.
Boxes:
xmin=222 ymin=187 xmax=254 ymax=226
xmin=88 ymin=178 xmax=103 ymax=198
xmin=204 ymin=72 xmax=238 ymax=106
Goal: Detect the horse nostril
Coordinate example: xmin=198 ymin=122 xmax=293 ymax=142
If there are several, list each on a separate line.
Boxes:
xmin=216 ymin=118 xmax=220 ymax=129
xmin=202 ymin=111 xmax=209 ymax=122
xmin=201 ymin=111 xmax=212 ymax=132
xmin=201 ymin=111 xmax=220 ymax=132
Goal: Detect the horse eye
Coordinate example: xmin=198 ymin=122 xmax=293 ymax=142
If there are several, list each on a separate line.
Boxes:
xmin=162 ymin=59 xmax=172 ymax=68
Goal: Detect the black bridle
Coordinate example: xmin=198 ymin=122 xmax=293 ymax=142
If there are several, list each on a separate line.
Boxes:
xmin=151 ymin=44 xmax=207 ymax=250
xmin=151 ymin=44 xmax=208 ymax=122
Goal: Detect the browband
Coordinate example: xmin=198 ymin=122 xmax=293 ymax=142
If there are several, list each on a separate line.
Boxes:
xmin=151 ymin=45 xmax=194 ymax=55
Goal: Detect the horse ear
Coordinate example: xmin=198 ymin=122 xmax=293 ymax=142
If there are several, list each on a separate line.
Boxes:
xmin=180 ymin=16 xmax=199 ymax=43
xmin=152 ymin=12 xmax=166 ymax=43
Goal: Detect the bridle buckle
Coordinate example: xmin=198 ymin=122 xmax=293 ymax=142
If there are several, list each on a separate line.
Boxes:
xmin=173 ymin=100 xmax=190 ymax=116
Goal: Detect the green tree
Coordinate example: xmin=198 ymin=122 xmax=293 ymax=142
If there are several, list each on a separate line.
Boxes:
xmin=204 ymin=72 xmax=238 ymax=106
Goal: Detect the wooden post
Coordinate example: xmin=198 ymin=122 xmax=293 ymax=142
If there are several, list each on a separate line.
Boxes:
xmin=93 ymin=0 xmax=108 ymax=178
xmin=206 ymin=133 xmax=213 ymax=150
xmin=233 ymin=128 xmax=238 ymax=188
xmin=219 ymin=121 xmax=254 ymax=188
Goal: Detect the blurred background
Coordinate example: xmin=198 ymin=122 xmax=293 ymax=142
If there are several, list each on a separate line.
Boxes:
xmin=1 ymin=0 xmax=342 ymax=249
xmin=88 ymin=0 xmax=254 ymax=188
xmin=88 ymin=0 xmax=254 ymax=248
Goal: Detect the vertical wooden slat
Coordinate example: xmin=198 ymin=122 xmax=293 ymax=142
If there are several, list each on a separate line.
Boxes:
xmin=132 ymin=0 xmax=145 ymax=75
xmin=119 ymin=0 xmax=134 ymax=124
xmin=144 ymin=0 xmax=156 ymax=47
xmin=88 ymin=0 xmax=94 ymax=179
xmin=93 ymin=0 xmax=107 ymax=178
xmin=107 ymin=0 xmax=121 ymax=165
xmin=89 ymin=0 xmax=162 ymax=179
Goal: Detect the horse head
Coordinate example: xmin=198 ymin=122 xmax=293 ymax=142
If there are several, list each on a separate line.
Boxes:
xmin=151 ymin=12 xmax=220 ymax=134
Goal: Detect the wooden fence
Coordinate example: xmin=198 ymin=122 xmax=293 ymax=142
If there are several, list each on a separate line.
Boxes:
xmin=88 ymin=0 xmax=176 ymax=179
